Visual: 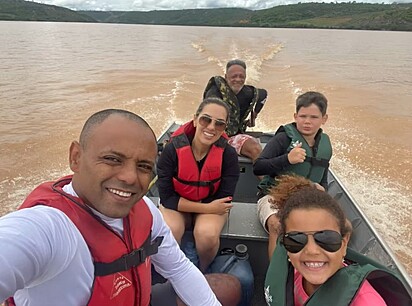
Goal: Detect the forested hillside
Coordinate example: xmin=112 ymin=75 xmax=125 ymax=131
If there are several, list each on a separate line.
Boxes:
xmin=251 ymin=2 xmax=412 ymax=31
xmin=0 ymin=0 xmax=95 ymax=22
xmin=80 ymin=2 xmax=412 ymax=31
xmin=1 ymin=0 xmax=411 ymax=31
xmin=82 ymin=8 xmax=253 ymax=26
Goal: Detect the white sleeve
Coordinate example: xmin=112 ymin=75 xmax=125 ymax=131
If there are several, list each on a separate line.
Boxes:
xmin=144 ymin=196 xmax=221 ymax=306
xmin=0 ymin=206 xmax=87 ymax=303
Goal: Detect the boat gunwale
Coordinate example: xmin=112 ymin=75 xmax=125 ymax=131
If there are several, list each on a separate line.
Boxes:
xmin=328 ymin=168 xmax=412 ymax=295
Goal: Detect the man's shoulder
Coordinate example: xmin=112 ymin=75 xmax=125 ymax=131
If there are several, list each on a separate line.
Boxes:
xmin=10 ymin=205 xmax=71 ymax=222
xmin=1 ymin=206 xmax=81 ymax=243
xmin=142 ymin=196 xmax=162 ymax=221
xmin=203 ymin=75 xmax=225 ymax=97
xmin=142 ymin=196 xmax=157 ymax=210
xmin=204 ymin=83 xmax=222 ymax=98
xmin=238 ymin=85 xmax=256 ymax=101
xmin=241 ymin=85 xmax=255 ymax=94
xmin=241 ymin=85 xmax=267 ymax=98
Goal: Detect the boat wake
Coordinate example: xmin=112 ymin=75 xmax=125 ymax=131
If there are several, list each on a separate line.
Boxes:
xmin=191 ymin=39 xmax=284 ymax=85
xmin=331 ymin=147 xmax=412 ymax=275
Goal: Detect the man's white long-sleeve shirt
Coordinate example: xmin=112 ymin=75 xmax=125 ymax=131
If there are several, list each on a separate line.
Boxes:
xmin=0 ymin=183 xmax=220 ymax=306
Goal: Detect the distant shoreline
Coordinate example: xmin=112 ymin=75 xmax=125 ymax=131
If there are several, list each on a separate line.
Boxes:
xmin=1 ymin=1 xmax=412 ymax=31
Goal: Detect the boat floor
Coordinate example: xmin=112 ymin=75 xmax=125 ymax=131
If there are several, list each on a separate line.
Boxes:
xmin=150 ymin=196 xmax=269 ymax=305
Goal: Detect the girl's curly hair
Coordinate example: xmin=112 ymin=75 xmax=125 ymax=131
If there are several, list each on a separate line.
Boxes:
xmin=268 ymin=174 xmax=351 ymax=237
xmin=267 ymin=174 xmax=314 ymax=211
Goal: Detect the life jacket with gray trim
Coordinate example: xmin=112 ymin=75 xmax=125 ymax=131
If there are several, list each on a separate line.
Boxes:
xmin=203 ymin=76 xmax=262 ymax=136
xmin=7 ymin=176 xmax=163 ymax=306
xmin=171 ymin=121 xmax=228 ymax=201
xmin=258 ymin=123 xmax=332 ymax=195
xmin=264 ymin=240 xmax=411 ymax=306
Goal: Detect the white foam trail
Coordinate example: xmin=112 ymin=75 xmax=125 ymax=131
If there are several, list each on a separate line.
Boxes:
xmin=1 ymin=167 xmax=70 ymax=214
xmin=192 ymin=39 xmax=284 ymax=83
xmin=191 ymin=42 xmax=205 ymax=53
xmin=244 ymin=44 xmax=284 ymax=84
xmin=332 ymin=156 xmax=412 ymax=259
xmin=192 ymin=40 xmax=226 ymax=70
xmin=329 ymin=126 xmax=412 ymax=264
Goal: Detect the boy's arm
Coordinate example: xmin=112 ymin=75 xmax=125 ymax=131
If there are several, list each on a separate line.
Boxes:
xmin=253 ymin=133 xmax=290 ymax=177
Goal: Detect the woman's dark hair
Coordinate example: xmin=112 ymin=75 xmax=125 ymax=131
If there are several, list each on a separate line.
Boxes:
xmin=195 ymin=97 xmax=230 ymax=121
xmin=269 ymin=174 xmax=351 ymax=237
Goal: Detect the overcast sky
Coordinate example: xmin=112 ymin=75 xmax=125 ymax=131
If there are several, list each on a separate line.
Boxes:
xmin=40 ymin=0 xmax=401 ymax=11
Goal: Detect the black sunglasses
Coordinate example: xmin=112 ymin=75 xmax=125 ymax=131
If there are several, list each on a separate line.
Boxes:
xmin=281 ymin=230 xmax=343 ymax=253
xmin=198 ymin=115 xmax=227 ymax=132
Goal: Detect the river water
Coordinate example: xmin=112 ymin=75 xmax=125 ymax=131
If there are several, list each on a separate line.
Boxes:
xmin=0 ymin=21 xmax=411 ymax=275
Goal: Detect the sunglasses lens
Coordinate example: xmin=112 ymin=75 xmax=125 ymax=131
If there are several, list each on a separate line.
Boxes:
xmin=314 ymin=230 xmax=342 ymax=252
xmin=214 ymin=120 xmax=227 ymax=131
xmin=199 ymin=116 xmax=212 ymax=127
xmin=282 ymin=230 xmax=342 ymax=253
xmin=199 ymin=116 xmax=226 ymax=131
xmin=282 ymin=233 xmax=307 ymax=253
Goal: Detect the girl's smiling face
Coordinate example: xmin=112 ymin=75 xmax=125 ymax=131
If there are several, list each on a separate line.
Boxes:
xmin=285 ymin=208 xmax=349 ymax=296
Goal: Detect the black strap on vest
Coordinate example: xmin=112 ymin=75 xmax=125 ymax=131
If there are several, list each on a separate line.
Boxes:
xmin=172 ymin=133 xmax=189 ymax=149
xmin=174 ymin=177 xmax=220 ymax=198
xmin=94 ymin=235 xmax=164 ymax=277
xmin=305 ymin=156 xmax=330 ymax=168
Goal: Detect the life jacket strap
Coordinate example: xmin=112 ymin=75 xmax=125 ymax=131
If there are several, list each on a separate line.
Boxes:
xmin=174 ymin=177 xmax=220 ymax=187
xmin=174 ymin=177 xmax=220 ymax=198
xmin=305 ymin=156 xmax=330 ymax=168
xmin=94 ymin=235 xmax=164 ymax=276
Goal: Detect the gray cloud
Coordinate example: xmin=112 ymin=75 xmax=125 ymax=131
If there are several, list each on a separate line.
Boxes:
xmin=41 ymin=0 xmax=396 ymax=11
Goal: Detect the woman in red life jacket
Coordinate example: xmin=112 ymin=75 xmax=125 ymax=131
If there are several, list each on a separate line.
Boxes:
xmin=157 ymin=97 xmax=240 ymax=272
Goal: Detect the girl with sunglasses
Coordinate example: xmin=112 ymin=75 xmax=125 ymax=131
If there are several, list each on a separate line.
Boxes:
xmin=264 ymin=174 xmax=409 ymax=306
xmin=157 ymin=97 xmax=240 ymax=273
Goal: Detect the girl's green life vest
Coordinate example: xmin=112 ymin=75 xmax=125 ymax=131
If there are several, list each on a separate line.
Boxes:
xmin=264 ymin=240 xmax=411 ymax=306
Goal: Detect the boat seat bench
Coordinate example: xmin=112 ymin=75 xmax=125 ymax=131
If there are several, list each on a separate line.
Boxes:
xmin=149 ymin=196 xmax=268 ymax=242
xmin=221 ymin=201 xmax=268 ymax=241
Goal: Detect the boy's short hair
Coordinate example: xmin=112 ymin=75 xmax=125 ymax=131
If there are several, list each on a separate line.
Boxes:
xmin=296 ymin=91 xmax=328 ymax=116
xmin=226 ymin=59 xmax=246 ymax=71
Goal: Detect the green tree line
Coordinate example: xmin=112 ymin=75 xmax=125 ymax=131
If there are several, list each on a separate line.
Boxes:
xmin=0 ymin=0 xmax=94 ymax=22
xmin=1 ymin=0 xmax=412 ymax=31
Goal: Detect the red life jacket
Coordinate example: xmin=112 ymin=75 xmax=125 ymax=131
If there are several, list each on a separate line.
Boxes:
xmin=171 ymin=121 xmax=227 ymax=201
xmin=7 ymin=176 xmax=162 ymax=306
